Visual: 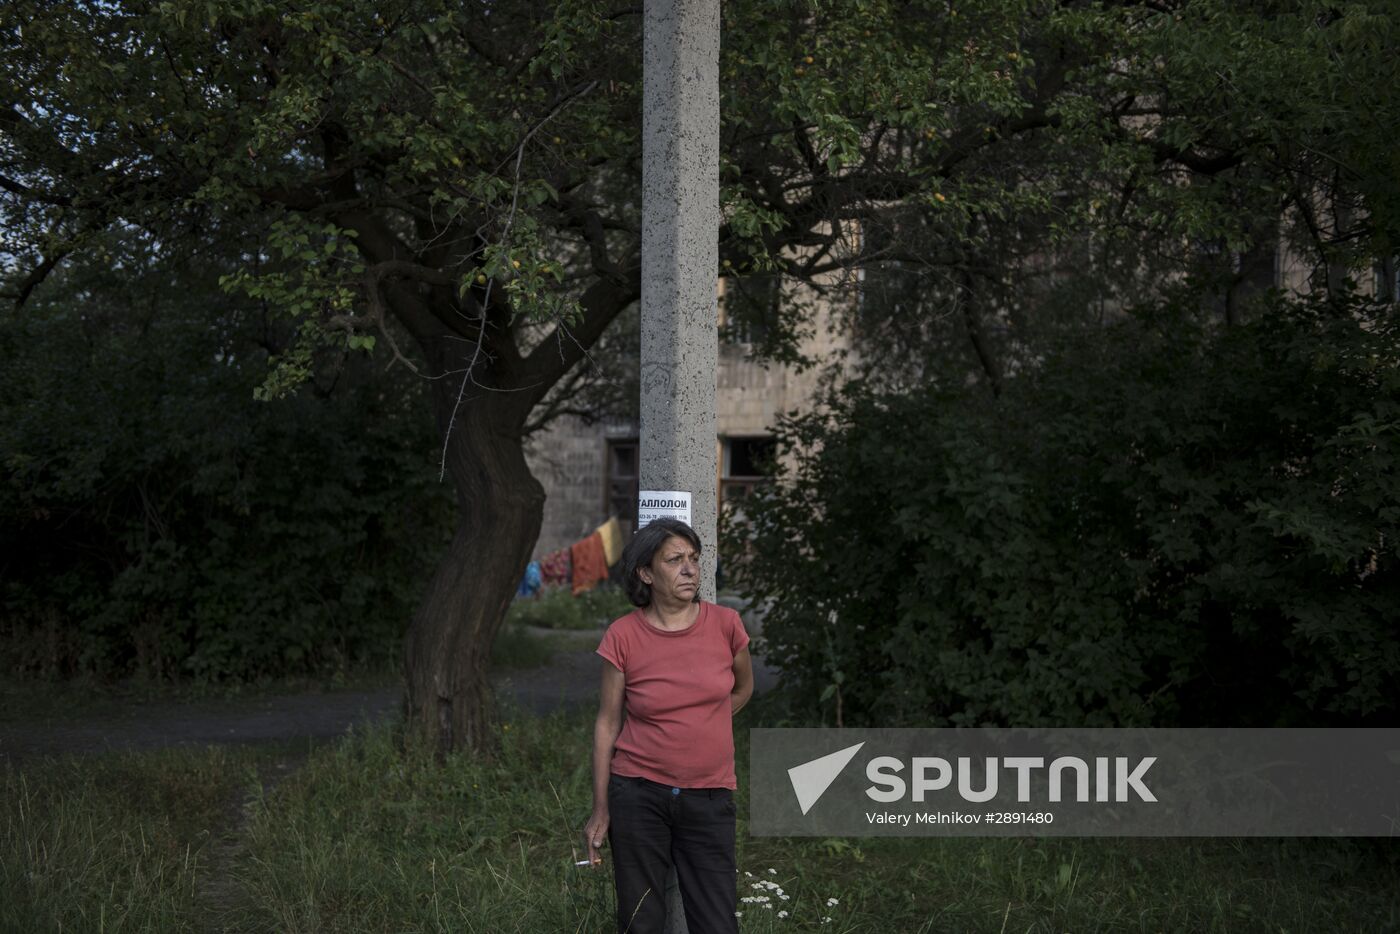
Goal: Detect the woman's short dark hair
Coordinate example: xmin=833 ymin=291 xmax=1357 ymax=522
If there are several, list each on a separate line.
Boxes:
xmin=620 ymin=518 xmax=703 ymax=607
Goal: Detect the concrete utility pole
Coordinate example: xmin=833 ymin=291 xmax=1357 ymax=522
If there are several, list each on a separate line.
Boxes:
xmin=640 ymin=0 xmax=720 ymax=599
xmin=639 ymin=0 xmax=720 ymax=931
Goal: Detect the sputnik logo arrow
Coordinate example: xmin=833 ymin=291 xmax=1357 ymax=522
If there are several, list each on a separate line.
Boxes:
xmin=787 ymin=742 xmax=865 ymax=815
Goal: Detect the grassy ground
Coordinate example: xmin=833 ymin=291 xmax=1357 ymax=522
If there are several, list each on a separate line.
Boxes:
xmin=3 ymin=698 xmax=1397 ymax=933
xmin=506 ymin=586 xmax=634 ymax=632
xmin=1 ymin=742 xmax=283 ymax=932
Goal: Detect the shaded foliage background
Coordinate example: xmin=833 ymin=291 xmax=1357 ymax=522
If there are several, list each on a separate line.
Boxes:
xmin=2 ymin=0 xmax=1397 ymax=721
xmin=727 ymin=293 xmax=1400 ymax=727
xmin=0 ymin=239 xmax=453 ymax=681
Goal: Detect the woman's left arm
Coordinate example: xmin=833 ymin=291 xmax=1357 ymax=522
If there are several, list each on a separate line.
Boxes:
xmin=731 ymin=647 xmax=754 ymax=714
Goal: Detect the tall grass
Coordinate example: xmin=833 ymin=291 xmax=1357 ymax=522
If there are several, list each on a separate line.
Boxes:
xmin=225 ymin=708 xmax=1400 ymax=933
xmin=0 ymin=744 xmax=265 ymax=933
xmin=230 ymin=712 xmax=615 ymax=932
xmin=4 ymin=705 xmax=1398 ymax=932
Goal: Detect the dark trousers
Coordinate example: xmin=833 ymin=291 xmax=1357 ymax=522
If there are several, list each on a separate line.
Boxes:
xmin=607 ymin=774 xmax=738 ymax=934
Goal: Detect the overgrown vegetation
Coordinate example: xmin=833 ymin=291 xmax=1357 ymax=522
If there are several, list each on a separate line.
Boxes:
xmin=1 ymin=743 xmax=271 ymax=932
xmin=5 ymin=704 xmax=1397 ymax=932
xmin=0 ymin=246 xmax=452 ymax=683
xmin=729 ymin=294 xmax=1400 ymax=728
xmin=9 ymin=0 xmax=1394 ymax=749
xmin=483 ymin=586 xmax=633 ymax=671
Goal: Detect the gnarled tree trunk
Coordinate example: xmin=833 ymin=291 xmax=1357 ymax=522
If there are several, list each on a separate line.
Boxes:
xmin=401 ymin=326 xmax=545 ymax=757
xmin=357 ymin=207 xmax=637 ymax=755
xmin=403 ymin=412 xmax=544 ymax=757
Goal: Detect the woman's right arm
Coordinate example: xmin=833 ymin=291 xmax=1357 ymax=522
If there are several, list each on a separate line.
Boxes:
xmin=584 ymin=660 xmax=625 ymax=867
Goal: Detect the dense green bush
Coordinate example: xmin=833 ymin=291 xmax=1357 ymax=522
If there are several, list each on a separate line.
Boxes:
xmin=0 ymin=251 xmax=452 ymax=681
xmin=728 ymin=296 xmax=1400 ymax=727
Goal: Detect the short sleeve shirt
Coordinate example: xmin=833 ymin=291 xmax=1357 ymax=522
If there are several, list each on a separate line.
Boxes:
xmin=596 ymin=601 xmax=750 ymax=789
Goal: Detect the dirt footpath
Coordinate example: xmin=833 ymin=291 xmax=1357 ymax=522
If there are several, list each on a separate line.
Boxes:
xmin=0 ymin=602 xmax=778 ymax=762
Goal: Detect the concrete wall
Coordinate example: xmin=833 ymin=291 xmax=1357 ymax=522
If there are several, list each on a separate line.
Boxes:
xmin=526 ymin=277 xmax=851 ymax=560
xmin=717 ymin=283 xmax=846 ymax=437
xmin=525 ymin=416 xmax=636 ymax=558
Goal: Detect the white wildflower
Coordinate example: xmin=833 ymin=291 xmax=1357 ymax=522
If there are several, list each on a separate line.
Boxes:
xmin=778 ymin=910 xmax=789 ymax=919
xmin=826 ymin=897 xmax=840 ymax=906
xmin=768 ymin=868 xmax=777 ymax=874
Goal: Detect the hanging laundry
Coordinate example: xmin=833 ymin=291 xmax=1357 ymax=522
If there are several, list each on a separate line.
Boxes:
xmin=539 ymin=548 xmax=573 ymax=588
xmin=516 ymin=560 xmax=543 ymax=598
xmin=596 ymin=516 xmax=623 ymax=567
xmin=571 ymin=531 xmax=609 ymax=596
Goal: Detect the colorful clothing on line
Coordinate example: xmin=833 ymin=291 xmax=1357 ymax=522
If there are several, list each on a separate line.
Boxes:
xmin=516 ymin=560 xmax=543 ymax=598
xmin=596 ymin=516 xmax=624 ymax=567
xmin=539 ymin=548 xmax=572 ymax=587
xmin=571 ymin=532 xmax=610 ymax=596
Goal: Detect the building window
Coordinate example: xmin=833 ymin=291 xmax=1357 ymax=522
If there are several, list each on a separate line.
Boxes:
xmin=720 ymin=436 xmax=777 ymax=507
xmin=606 ymin=439 xmax=639 ymax=537
xmin=719 ymin=274 xmax=780 ymax=347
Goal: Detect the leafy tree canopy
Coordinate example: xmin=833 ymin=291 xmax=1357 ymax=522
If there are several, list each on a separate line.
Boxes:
xmin=0 ymin=232 xmax=451 ymax=681
xmin=6 ymin=0 xmax=1393 ymax=363
xmin=4 ymin=0 xmax=1396 ymax=744
xmin=728 ymin=294 xmax=1400 ymax=728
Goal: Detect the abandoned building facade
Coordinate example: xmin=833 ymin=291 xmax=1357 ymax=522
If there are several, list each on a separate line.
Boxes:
xmin=523 ymin=227 xmax=1396 ymax=562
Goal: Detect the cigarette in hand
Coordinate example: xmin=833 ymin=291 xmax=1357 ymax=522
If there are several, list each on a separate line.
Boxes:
xmin=574 ymin=859 xmax=592 ymax=866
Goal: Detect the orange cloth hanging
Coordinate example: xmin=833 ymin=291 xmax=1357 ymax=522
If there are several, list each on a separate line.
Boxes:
xmin=571 ymin=532 xmax=609 ymax=596
xmin=596 ymin=516 xmax=623 ymax=567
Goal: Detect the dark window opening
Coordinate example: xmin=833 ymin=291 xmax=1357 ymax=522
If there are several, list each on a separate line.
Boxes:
xmin=726 ymin=436 xmax=777 ymax=478
xmin=720 ymin=436 xmax=777 ymax=510
xmin=606 ymin=439 xmax=639 ymax=538
xmin=720 ymin=275 xmax=780 ymax=347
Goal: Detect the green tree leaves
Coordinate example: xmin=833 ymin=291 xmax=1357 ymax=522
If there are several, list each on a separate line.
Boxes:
xmin=0 ymin=236 xmax=451 ymax=680
xmin=728 ymin=295 xmax=1400 ymax=728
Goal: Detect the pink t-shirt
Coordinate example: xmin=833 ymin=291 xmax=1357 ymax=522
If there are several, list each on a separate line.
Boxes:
xmin=597 ymin=601 xmax=750 ymax=789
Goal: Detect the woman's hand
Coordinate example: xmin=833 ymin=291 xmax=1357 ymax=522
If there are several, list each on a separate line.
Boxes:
xmin=583 ymin=808 xmax=610 ymax=867
xmin=589 ymin=662 xmax=625 ymax=868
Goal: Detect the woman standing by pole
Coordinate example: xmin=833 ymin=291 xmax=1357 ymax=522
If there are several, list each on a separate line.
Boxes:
xmin=584 ymin=518 xmax=754 ymax=933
